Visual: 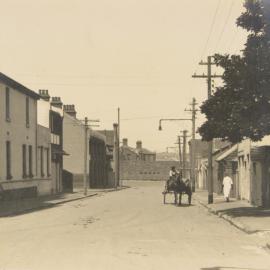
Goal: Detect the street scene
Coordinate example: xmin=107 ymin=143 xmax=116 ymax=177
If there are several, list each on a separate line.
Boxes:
xmin=1 ymin=181 xmax=270 ymax=270
xmin=1 ymin=0 xmax=270 ymax=269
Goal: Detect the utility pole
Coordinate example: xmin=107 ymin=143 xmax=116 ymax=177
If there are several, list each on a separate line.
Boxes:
xmin=117 ymin=108 xmax=121 ymax=187
xmin=113 ymin=123 xmax=119 ymax=189
xmin=185 ymin=98 xmax=199 ymax=192
xmin=182 ymin=130 xmax=188 ymax=178
xmin=192 ymin=56 xmax=222 ymax=204
xmin=176 ymin=136 xmax=182 ymax=172
xmin=81 ymin=117 xmax=100 ymax=196
xmin=84 ymin=117 xmax=89 ymax=196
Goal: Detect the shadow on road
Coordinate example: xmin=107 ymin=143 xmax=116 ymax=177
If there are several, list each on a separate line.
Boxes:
xmin=217 ymin=207 xmax=270 ymax=218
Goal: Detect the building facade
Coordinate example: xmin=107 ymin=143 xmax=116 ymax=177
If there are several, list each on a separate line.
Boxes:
xmin=0 ymin=73 xmax=51 ymax=199
xmin=63 ymin=105 xmax=109 ymax=189
xmin=120 ymin=139 xmax=156 ymax=161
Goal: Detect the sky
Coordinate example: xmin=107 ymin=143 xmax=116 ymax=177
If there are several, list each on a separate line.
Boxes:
xmin=0 ymin=0 xmax=248 ymax=152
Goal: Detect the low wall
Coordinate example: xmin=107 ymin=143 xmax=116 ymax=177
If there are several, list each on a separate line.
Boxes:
xmin=120 ymin=160 xmax=180 ymax=180
xmin=0 ymin=178 xmax=52 ymax=199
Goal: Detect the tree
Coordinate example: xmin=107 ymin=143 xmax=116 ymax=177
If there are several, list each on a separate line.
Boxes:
xmin=199 ymin=0 xmax=270 ymax=143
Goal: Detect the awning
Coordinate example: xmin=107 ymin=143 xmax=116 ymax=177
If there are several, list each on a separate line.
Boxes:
xmin=216 ymin=144 xmax=238 ymax=162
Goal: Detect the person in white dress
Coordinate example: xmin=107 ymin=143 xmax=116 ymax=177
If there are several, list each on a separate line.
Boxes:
xmin=222 ymin=174 xmax=233 ymax=202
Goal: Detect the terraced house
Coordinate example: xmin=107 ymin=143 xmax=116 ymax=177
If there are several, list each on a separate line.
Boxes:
xmin=0 ymin=73 xmax=42 ymax=199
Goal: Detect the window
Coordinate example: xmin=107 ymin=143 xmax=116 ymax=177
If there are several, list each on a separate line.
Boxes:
xmin=29 ymin=145 xmax=33 ymax=178
xmin=40 ymin=147 xmax=44 ymax=177
xmin=22 ymin=144 xmax=27 ymax=178
xmin=46 ymin=148 xmax=50 ymax=177
xmin=5 ymin=87 xmax=10 ymax=121
xmin=6 ymin=141 xmax=12 ymax=180
xmin=26 ymin=97 xmax=30 ymax=127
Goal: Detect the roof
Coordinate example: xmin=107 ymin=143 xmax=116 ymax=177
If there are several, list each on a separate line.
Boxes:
xmin=251 ymin=135 xmax=270 ymax=147
xmin=91 ymin=130 xmax=106 ymax=142
xmin=216 ymin=145 xmax=238 ymax=162
xmin=121 ymin=145 xmax=155 ymax=155
xmin=0 ymin=72 xmax=40 ymax=99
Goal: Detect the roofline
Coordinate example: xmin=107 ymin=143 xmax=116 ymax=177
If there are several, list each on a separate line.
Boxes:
xmin=0 ymin=72 xmax=40 ymax=100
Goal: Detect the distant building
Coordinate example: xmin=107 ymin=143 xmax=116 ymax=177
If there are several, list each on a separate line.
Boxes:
xmin=120 ymin=139 xmax=156 ymax=161
xmin=156 ymin=152 xmax=179 ymax=162
xmin=63 ymin=105 xmax=110 ymax=189
xmin=119 ymin=138 xmax=179 ymax=181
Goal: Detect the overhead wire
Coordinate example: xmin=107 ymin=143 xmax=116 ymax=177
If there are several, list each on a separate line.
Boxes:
xmin=213 ymin=0 xmax=235 ymax=54
xmin=199 ymin=0 xmax=222 ymax=61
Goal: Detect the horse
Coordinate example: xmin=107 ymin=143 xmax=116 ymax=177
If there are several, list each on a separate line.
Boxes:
xmin=163 ymin=175 xmax=192 ymax=206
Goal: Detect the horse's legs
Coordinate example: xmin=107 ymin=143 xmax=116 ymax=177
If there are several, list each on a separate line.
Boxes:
xmin=188 ymin=193 xmax=192 ymax=205
xmin=163 ymin=193 xmax=166 ymax=204
xmin=174 ymin=192 xmax=177 ymax=205
xmin=179 ymin=193 xmax=182 ymax=206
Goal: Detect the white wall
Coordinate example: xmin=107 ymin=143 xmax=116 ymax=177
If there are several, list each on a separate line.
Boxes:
xmin=37 ymin=99 xmax=50 ymax=128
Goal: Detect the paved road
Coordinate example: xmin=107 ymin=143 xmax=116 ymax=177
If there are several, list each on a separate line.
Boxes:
xmin=0 ymin=181 xmax=269 ymax=270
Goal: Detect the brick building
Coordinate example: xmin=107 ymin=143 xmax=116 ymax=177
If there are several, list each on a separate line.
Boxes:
xmin=120 ymin=139 xmax=156 ymax=161
xmin=119 ymin=138 xmax=178 ymax=181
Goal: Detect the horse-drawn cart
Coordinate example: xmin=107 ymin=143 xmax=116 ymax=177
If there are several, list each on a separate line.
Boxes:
xmin=162 ymin=177 xmax=192 ymax=206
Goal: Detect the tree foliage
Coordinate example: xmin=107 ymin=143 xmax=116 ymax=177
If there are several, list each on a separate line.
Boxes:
xmin=199 ymin=0 xmax=270 ymax=143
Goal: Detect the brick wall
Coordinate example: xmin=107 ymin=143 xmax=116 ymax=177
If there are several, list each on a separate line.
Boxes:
xmin=120 ymin=160 xmax=180 ymax=181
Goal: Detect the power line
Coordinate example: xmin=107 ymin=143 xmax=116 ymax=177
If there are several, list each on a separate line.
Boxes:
xmin=199 ymin=0 xmax=222 ymax=60
xmin=214 ymin=0 xmax=235 ymax=53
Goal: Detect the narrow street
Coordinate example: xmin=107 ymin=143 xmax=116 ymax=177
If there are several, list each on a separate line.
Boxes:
xmin=0 ymin=181 xmax=269 ymax=270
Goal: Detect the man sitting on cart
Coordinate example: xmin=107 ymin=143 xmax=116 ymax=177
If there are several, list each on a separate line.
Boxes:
xmin=169 ymin=166 xmax=180 ymax=180
xmin=164 ymin=166 xmax=181 ymax=192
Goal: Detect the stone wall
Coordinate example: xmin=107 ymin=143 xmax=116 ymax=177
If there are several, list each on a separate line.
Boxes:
xmin=120 ymin=160 xmax=180 ymax=181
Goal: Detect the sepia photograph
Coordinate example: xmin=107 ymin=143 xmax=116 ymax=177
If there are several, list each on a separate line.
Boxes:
xmin=0 ymin=0 xmax=270 ymax=269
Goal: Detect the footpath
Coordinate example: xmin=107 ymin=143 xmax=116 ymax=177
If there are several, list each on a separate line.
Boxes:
xmin=0 ymin=186 xmax=128 ymax=217
xmin=194 ymin=190 xmax=270 ymax=248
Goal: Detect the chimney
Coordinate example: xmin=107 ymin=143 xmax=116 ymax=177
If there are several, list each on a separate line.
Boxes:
xmin=39 ymin=89 xmax=50 ymax=101
xmin=136 ymin=140 xmax=142 ymax=149
xmin=63 ymin=104 xmax=77 ymax=118
xmin=51 ymin=97 xmax=63 ymax=109
xmin=123 ymin=138 xmax=128 ymax=147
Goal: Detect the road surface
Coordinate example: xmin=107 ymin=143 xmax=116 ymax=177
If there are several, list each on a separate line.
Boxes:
xmin=0 ymin=181 xmax=269 ymax=270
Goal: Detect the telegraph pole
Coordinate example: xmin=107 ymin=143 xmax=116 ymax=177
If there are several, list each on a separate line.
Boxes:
xmin=185 ymin=98 xmax=199 ymax=192
xmin=175 ymin=136 xmax=183 ymax=174
xmin=117 ymin=108 xmax=121 ymax=187
xmin=81 ymin=117 xmax=100 ymax=196
xmin=182 ymin=130 xmax=188 ymax=178
xmin=192 ymin=56 xmax=222 ymax=204
xmin=178 ymin=136 xmax=182 ymax=170
xmin=84 ymin=117 xmax=89 ymax=196
xmin=113 ymin=123 xmax=119 ymax=189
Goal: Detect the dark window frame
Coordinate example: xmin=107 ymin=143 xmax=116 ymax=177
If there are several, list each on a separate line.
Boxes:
xmin=5 ymin=87 xmax=10 ymax=121
xmin=6 ymin=141 xmax=12 ymax=180
xmin=40 ymin=146 xmax=44 ymax=177
xmin=29 ymin=145 xmax=33 ymax=178
xmin=22 ymin=144 xmax=27 ymax=178
xmin=26 ymin=96 xmax=30 ymax=127
xmin=46 ymin=148 xmax=50 ymax=177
